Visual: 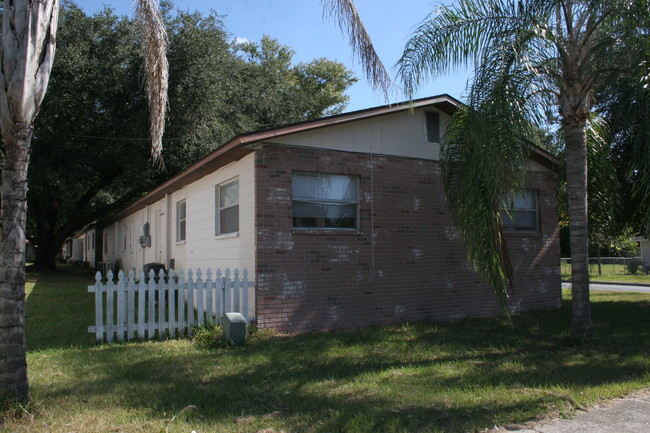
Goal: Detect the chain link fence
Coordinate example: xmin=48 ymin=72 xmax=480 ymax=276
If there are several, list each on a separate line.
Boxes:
xmin=561 ymin=257 xmax=648 ymax=276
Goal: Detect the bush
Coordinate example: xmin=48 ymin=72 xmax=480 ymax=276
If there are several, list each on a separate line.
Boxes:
xmin=626 ymin=259 xmax=643 ymax=275
xmin=192 ymin=321 xmax=229 ymax=349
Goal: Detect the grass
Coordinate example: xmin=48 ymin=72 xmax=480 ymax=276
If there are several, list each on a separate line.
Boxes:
xmin=1 ymin=266 xmax=649 ymax=433
xmin=561 ymin=263 xmax=650 ymax=284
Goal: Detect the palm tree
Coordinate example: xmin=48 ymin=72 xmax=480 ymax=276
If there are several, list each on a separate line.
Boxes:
xmin=397 ymin=0 xmax=650 ymax=340
xmin=0 ymin=0 xmax=59 ymax=405
xmin=0 ymin=0 xmax=388 ymax=407
xmin=0 ymin=0 xmax=168 ymax=405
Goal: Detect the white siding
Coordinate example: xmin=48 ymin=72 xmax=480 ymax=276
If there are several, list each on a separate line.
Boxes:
xmin=171 ymin=153 xmax=255 ymax=275
xmin=107 ymin=153 xmax=256 ymax=280
xmin=641 ymin=240 xmax=650 ymax=265
xmin=266 ymin=108 xmax=449 ymax=160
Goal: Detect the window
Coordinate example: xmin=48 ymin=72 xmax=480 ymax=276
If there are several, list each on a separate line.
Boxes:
xmin=123 ymin=225 xmax=128 ymax=251
xmin=502 ymin=190 xmax=538 ymax=232
xmin=176 ymin=199 xmax=186 ymax=242
xmin=216 ymin=179 xmax=239 ymax=235
xmin=103 ymin=232 xmax=109 ymax=254
xmin=425 ymin=111 xmax=440 ymax=144
xmin=292 ymin=172 xmax=358 ymax=229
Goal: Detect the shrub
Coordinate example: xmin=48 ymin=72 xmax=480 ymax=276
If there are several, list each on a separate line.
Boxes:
xmin=626 ymin=259 xmax=643 ymax=275
xmin=192 ymin=321 xmax=229 ymax=349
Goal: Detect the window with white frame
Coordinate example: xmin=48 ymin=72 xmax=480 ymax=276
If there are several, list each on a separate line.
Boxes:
xmin=292 ymin=172 xmax=358 ymax=229
xmin=176 ymin=199 xmax=187 ymax=242
xmin=501 ymin=190 xmax=538 ymax=232
xmin=216 ymin=179 xmax=239 ymax=235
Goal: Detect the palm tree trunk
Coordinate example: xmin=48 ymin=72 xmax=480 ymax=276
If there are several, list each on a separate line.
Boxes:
xmin=0 ymin=128 xmax=32 ymax=403
xmin=565 ymin=120 xmax=592 ymax=340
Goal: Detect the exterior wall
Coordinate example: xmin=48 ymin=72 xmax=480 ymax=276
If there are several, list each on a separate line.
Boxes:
xmin=641 ymin=240 xmax=650 ymax=265
xmin=254 ymin=145 xmax=560 ymax=332
xmin=100 ymin=153 xmax=257 ymax=317
xmin=167 ymin=153 xmax=255 ymax=275
xmin=266 ymin=107 xmax=449 ymax=161
xmin=72 ymin=229 xmax=96 ymax=266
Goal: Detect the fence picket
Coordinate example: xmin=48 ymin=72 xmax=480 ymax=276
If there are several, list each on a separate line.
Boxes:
xmin=127 ymin=270 xmax=136 ymax=339
xmin=216 ymin=268 xmax=223 ymax=318
xmin=206 ymin=269 xmax=214 ymax=322
xmin=116 ymin=272 xmax=125 ymax=342
xmin=242 ymin=269 xmax=249 ymax=321
xmin=157 ymin=269 xmax=166 ymax=337
xmin=233 ymin=269 xmax=241 ymax=315
xmin=196 ymin=269 xmax=204 ymax=325
xmin=187 ymin=269 xmax=195 ymax=334
xmin=89 ymin=267 xmax=250 ymax=342
xmin=137 ymin=270 xmax=145 ymax=339
xmin=168 ymin=269 xmax=177 ymax=337
xmin=106 ymin=275 xmax=115 ymax=343
xmin=224 ymin=268 xmax=232 ymax=313
xmin=91 ymin=271 xmax=103 ymax=341
xmin=178 ymin=269 xmax=186 ymax=335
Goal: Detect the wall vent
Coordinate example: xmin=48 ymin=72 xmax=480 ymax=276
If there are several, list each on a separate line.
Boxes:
xmin=425 ymin=111 xmax=440 ymax=144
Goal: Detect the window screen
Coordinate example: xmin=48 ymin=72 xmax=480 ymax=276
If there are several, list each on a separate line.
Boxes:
xmin=502 ymin=190 xmax=538 ymax=232
xmin=292 ymin=172 xmax=358 ymax=229
xmin=176 ymin=200 xmax=186 ymax=242
xmin=216 ymin=180 xmax=239 ymax=235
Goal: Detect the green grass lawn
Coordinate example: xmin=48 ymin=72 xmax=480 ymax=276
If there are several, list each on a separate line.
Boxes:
xmin=561 ymin=262 xmax=650 ymax=284
xmin=1 ymin=266 xmax=649 ymax=433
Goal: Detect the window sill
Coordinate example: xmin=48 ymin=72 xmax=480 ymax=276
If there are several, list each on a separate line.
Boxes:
xmin=292 ymin=228 xmax=362 ymax=236
xmin=176 ymin=240 xmax=186 ymax=245
xmin=504 ymin=231 xmax=541 ymax=237
xmin=215 ymin=232 xmax=239 ymax=240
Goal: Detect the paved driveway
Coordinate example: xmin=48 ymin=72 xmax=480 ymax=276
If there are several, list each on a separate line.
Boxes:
xmin=494 ymin=389 xmax=650 ymax=433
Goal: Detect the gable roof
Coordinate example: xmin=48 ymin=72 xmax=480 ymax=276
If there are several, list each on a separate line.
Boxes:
xmin=108 ymin=94 xmax=557 ymax=223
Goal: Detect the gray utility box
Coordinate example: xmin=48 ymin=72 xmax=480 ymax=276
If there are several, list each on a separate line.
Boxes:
xmin=223 ymin=312 xmax=247 ymax=345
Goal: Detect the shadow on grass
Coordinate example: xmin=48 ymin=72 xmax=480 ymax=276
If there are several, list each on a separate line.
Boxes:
xmin=25 ymin=265 xmax=97 ymax=351
xmin=23 ymin=268 xmax=650 ymax=432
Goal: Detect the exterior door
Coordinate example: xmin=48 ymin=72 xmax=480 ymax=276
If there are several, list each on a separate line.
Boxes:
xmin=155 ymin=210 xmax=165 ymax=264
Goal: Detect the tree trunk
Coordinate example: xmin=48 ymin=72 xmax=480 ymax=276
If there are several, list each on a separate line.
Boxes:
xmin=33 ymin=234 xmax=59 ymax=271
xmin=0 ymin=0 xmax=59 ymax=405
xmin=565 ymin=120 xmax=592 ymax=341
xmin=0 ymin=129 xmax=32 ymax=403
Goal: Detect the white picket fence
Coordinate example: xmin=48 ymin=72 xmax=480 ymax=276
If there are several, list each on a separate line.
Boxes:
xmin=88 ymin=268 xmax=249 ymax=343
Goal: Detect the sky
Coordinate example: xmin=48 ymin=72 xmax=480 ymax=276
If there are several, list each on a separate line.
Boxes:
xmin=81 ymin=0 xmax=472 ymax=113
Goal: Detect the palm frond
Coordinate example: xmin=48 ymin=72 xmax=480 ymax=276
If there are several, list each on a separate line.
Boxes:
xmin=321 ymin=0 xmax=392 ymax=99
xmin=442 ymin=83 xmax=536 ymax=314
xmin=135 ymin=0 xmax=169 ymax=166
xmin=398 ymin=0 xmax=555 ymax=97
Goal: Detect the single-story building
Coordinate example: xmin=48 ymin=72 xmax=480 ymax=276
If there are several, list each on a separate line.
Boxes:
xmin=633 ymin=237 xmax=649 ymax=265
xmin=62 ymin=227 xmax=97 ymax=267
xmin=83 ymin=95 xmax=561 ymax=332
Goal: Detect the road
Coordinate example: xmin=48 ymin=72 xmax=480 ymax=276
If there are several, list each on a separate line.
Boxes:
xmin=561 ymin=282 xmax=650 ymax=293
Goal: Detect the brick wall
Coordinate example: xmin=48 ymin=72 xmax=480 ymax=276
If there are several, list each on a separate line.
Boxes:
xmin=255 ymin=145 xmax=561 ymax=332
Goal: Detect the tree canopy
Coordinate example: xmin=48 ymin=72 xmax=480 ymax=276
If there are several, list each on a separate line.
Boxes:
xmin=27 ymin=2 xmax=357 ymax=269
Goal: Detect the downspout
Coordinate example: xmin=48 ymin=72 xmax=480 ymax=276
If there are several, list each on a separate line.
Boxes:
xmin=143 ymin=205 xmax=149 ymax=271
xmin=166 ymin=193 xmax=172 ymax=270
